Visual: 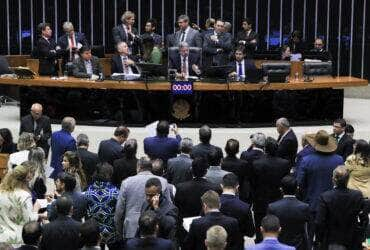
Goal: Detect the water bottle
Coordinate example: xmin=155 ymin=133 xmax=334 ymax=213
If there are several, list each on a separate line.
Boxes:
xmin=63 ymin=70 xmax=68 ymax=79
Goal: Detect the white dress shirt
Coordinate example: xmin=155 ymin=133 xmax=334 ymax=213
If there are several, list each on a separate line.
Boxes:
xmin=121 ymin=55 xmax=133 ymax=74
xmin=84 ymin=60 xmax=93 ymax=75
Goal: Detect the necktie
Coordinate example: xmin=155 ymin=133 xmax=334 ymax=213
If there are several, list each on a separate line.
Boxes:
xmin=335 ymin=135 xmax=340 ymax=142
xmin=70 ymin=34 xmax=75 ymax=48
xmin=182 ymin=56 xmax=187 ymax=75
xmin=122 ymin=57 xmax=129 ymax=74
xmin=180 ymin=31 xmax=186 ymax=42
xmin=238 ymin=62 xmax=243 ymax=77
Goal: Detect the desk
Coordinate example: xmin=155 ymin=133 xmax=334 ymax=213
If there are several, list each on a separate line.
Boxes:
xmin=0 ymin=76 xmax=367 ymax=127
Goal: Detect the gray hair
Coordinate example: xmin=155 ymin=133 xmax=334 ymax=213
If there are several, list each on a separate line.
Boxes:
xmin=178 ymin=14 xmax=189 ymax=22
xmin=250 ymin=132 xmax=266 ymax=148
xmin=276 ymin=117 xmax=290 ymax=128
xmin=62 ymin=21 xmax=74 ymax=32
xmin=179 ymin=41 xmax=189 ymax=49
xmin=76 ymin=133 xmax=89 ymax=147
xmin=180 ymin=137 xmax=193 ymax=154
xmin=224 ymin=21 xmax=232 ymax=32
xmin=61 ymin=117 xmax=76 ymax=132
xmin=17 ymin=132 xmax=35 ymax=151
xmin=121 ymin=11 xmax=135 ymax=23
xmin=28 ymin=147 xmax=46 ymax=178
xmin=333 ymin=165 xmax=350 ymax=187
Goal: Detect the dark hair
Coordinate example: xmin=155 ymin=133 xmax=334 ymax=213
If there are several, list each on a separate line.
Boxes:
xmin=354 ymin=140 xmax=370 ymax=164
xmin=57 ymin=172 xmax=77 ymax=192
xmin=56 ymin=196 xmax=73 ymax=215
xmin=0 ymin=128 xmax=14 ymax=153
xmin=76 ymin=133 xmax=89 ymax=147
xmin=265 ymin=137 xmax=278 ymax=156
xmin=114 ymin=126 xmax=130 ymax=138
xmin=225 ymin=139 xmax=239 ymax=156
xmin=139 ymin=210 xmax=159 ymax=236
xmin=191 ymin=157 xmax=209 ymax=178
xmin=281 ymin=175 xmax=297 ymax=195
xmin=222 ymin=173 xmax=239 ymax=188
xmin=208 ymin=148 xmax=222 ymax=166
xmin=242 ymin=18 xmax=253 ymax=26
xmin=79 ymin=45 xmax=92 ymax=54
xmin=199 ymin=125 xmax=212 ymax=144
xmin=123 ymin=138 xmax=137 ymax=159
xmin=334 ymin=118 xmax=346 ymax=128
xmin=261 ymin=214 xmax=280 ymax=233
xmin=156 ymin=121 xmax=169 ymax=137
xmin=22 ymin=221 xmax=42 ymax=245
xmin=138 ymin=157 xmax=152 ymax=171
xmin=151 ymin=159 xmax=164 ymax=176
xmin=37 ymin=22 xmax=51 ymax=33
xmin=146 ymin=18 xmax=158 ymax=29
xmin=345 ymin=124 xmax=354 ymax=134
xmin=95 ymin=162 xmax=113 ymax=182
xmin=80 ymin=219 xmax=101 ymax=247
xmin=145 ymin=177 xmax=162 ymax=191
xmin=290 ymin=30 xmax=302 ymax=40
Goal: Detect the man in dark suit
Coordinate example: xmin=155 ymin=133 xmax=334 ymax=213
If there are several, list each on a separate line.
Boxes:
xmin=307 ymin=38 xmax=332 ymax=61
xmin=19 ymin=103 xmax=52 ymax=158
xmin=57 ymin=21 xmax=88 ymax=69
xmin=111 ymin=41 xmax=140 ymax=75
xmin=143 ymin=18 xmax=162 ymax=46
xmin=16 ymin=221 xmax=42 ymax=250
xmin=98 ymin=126 xmax=129 ymax=165
xmin=220 ymin=173 xmax=255 ymax=238
xmin=168 ymin=41 xmax=201 ymax=79
xmin=276 ymin=117 xmax=298 ymax=167
xmin=294 ymin=134 xmax=315 ymax=175
xmin=185 ymin=190 xmax=242 ymax=250
xmin=200 ymin=18 xmax=215 ymax=39
xmin=172 ymin=15 xmax=202 ymax=48
xmin=40 ymin=196 xmax=81 ymax=250
xmin=315 ymin=166 xmax=368 ymax=249
xmin=227 ymin=48 xmax=257 ymax=81
xmin=236 ymin=18 xmax=258 ymax=58
xmin=112 ymin=11 xmax=140 ymax=56
xmin=125 ymin=211 xmax=173 ymax=250
xmin=252 ymin=137 xmax=290 ymax=243
xmin=144 ymin=121 xmax=181 ymax=163
xmin=167 ymin=137 xmax=193 ymax=185
xmin=332 ymin=118 xmax=354 ymax=161
xmin=140 ymin=178 xmax=178 ymax=240
xmin=73 ymin=45 xmax=103 ymax=78
xmin=191 ymin=125 xmax=223 ymax=161
xmin=268 ymin=175 xmax=310 ymax=250
xmin=203 ymin=20 xmax=233 ymax=66
xmin=76 ymin=134 xmax=99 ymax=186
xmin=50 ymin=117 xmax=77 ymax=179
xmin=36 ymin=22 xmax=58 ymax=76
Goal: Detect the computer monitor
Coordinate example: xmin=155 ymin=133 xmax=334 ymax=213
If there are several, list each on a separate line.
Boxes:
xmin=137 ymin=63 xmax=166 ymax=78
xmin=202 ymin=65 xmax=234 ymax=82
xmin=261 ymin=62 xmax=291 ymax=83
xmin=303 ymin=61 xmax=333 ymax=76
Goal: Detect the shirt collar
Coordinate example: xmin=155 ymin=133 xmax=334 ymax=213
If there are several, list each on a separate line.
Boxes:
xmin=283 ymin=195 xmax=296 ymax=198
xmin=279 ymin=128 xmax=292 ymax=141
xmin=252 ymin=147 xmax=264 ymax=152
xmin=237 ymin=59 xmax=245 ymax=65
xmin=209 ymin=165 xmax=221 ymax=170
xmin=337 ymin=132 xmax=345 ymax=140
xmin=184 ymin=26 xmax=190 ymax=34
xmin=222 ymin=191 xmax=236 ymax=196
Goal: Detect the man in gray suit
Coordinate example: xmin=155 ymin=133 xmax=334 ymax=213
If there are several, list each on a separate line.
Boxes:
xmin=73 ymin=45 xmax=103 ymax=78
xmin=172 ymin=15 xmax=202 ymax=48
xmin=205 ymin=148 xmax=231 ymax=186
xmin=114 ymin=157 xmax=172 ymax=239
xmin=167 ymin=137 xmax=193 ymax=185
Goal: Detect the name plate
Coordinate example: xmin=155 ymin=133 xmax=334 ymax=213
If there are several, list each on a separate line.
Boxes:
xmin=171 ymin=81 xmax=193 ymax=95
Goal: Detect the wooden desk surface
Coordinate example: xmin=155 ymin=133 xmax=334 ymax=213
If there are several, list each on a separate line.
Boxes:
xmin=0 ymin=76 xmax=367 ymax=91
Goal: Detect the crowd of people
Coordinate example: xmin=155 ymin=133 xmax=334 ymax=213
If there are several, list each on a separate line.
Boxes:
xmin=0 ymin=102 xmax=369 ymax=250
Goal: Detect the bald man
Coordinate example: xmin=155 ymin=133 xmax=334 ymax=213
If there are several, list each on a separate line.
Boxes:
xmin=20 ymin=103 xmax=52 ymax=157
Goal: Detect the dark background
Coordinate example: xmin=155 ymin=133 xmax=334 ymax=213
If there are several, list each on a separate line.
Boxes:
xmin=0 ymin=0 xmax=369 ymax=79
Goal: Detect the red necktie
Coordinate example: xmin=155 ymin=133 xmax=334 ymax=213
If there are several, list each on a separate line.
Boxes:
xmin=70 ymin=34 xmax=75 ymax=48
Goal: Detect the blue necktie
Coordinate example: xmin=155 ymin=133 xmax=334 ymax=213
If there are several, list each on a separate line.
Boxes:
xmin=238 ymin=62 xmax=243 ymax=77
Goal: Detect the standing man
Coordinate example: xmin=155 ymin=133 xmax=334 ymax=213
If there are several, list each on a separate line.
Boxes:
xmin=173 ymin=15 xmax=202 ymax=48
xmin=236 ymin=18 xmax=258 ymax=58
xmin=19 ymin=103 xmax=52 ymax=158
xmin=332 ymin=118 xmax=355 ymax=161
xmin=112 ymin=11 xmax=140 ymax=56
xmin=276 ymin=117 xmax=298 ymax=167
xmin=98 ymin=126 xmax=130 ymax=165
xmin=50 ymin=117 xmax=77 ymax=179
xmin=36 ymin=23 xmax=58 ymax=76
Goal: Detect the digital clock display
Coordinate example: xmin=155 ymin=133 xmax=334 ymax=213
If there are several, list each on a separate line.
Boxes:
xmin=171 ymin=81 xmax=193 ymax=95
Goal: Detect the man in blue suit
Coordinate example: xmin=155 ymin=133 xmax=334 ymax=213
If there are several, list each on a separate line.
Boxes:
xmin=227 ymin=48 xmax=257 ymax=81
xmin=50 ymin=117 xmax=77 ymax=179
xmin=247 ymin=215 xmax=294 ymax=250
xmin=144 ymin=121 xmax=181 ymax=164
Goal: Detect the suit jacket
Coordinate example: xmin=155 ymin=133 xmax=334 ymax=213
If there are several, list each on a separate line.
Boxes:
xmin=37 ymin=37 xmax=58 ymax=76
xmin=220 ymin=194 xmax=255 ymax=237
xmin=167 ymin=154 xmax=193 ymax=185
xmin=315 ymin=187 xmax=367 ymax=248
xmin=57 ymin=32 xmax=88 ymax=63
xmin=112 ymin=24 xmax=140 ymax=55
xmin=77 ymin=147 xmax=99 ymax=186
xmin=73 ymin=56 xmax=103 ymax=78
xmin=125 ymin=237 xmax=172 ymax=250
xmin=112 ymin=156 xmax=138 ymax=188
xmin=236 ymin=30 xmax=258 ymax=58
xmin=111 ymin=54 xmax=140 ymax=74
xmin=227 ymin=59 xmax=257 ymax=76
xmin=19 ymin=114 xmax=52 ymax=156
xmin=175 ymin=177 xmax=222 ymax=218
xmin=205 ymin=166 xmax=230 ymax=186
xmin=48 ymin=191 xmax=88 ymax=222
xmin=39 ymin=215 xmax=81 ymax=250
xmin=168 ymin=52 xmax=201 ymax=76
xmin=173 ymin=27 xmax=202 ymax=48
xmin=277 ymin=129 xmax=298 ymax=167
xmin=98 ymin=138 xmax=124 ymax=165
xmin=140 ymin=195 xmax=178 ymax=239
xmin=114 ymin=171 xmax=171 ymax=239
xmin=143 ymin=135 xmax=182 ymax=163
xmin=185 ymin=211 xmax=242 ymax=250
xmin=297 ymin=152 xmax=344 ymax=212
xmin=252 ymin=155 xmax=290 ymax=212
xmin=294 ymin=145 xmax=315 ymax=174
xmin=190 ymin=143 xmax=224 ymax=162
xmin=247 ymin=238 xmax=295 ymax=250
xmin=203 ymin=32 xmax=233 ymax=66
xmin=268 ymin=197 xmax=310 ymax=250
xmin=50 ymin=129 xmax=76 ymax=179
xmin=333 ymin=133 xmax=354 ymax=161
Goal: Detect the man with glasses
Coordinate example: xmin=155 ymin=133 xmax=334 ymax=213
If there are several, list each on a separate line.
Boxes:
xmin=19 ymin=103 xmax=52 ymax=158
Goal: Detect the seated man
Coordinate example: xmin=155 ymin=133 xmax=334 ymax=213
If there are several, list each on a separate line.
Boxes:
xmin=308 ymin=38 xmax=332 ymax=61
xmin=73 ymin=45 xmax=103 ymax=78
xmin=227 ymin=48 xmax=256 ymax=81
xmin=168 ymin=41 xmax=201 ymax=80
xmin=111 ymin=41 xmax=140 ymax=75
